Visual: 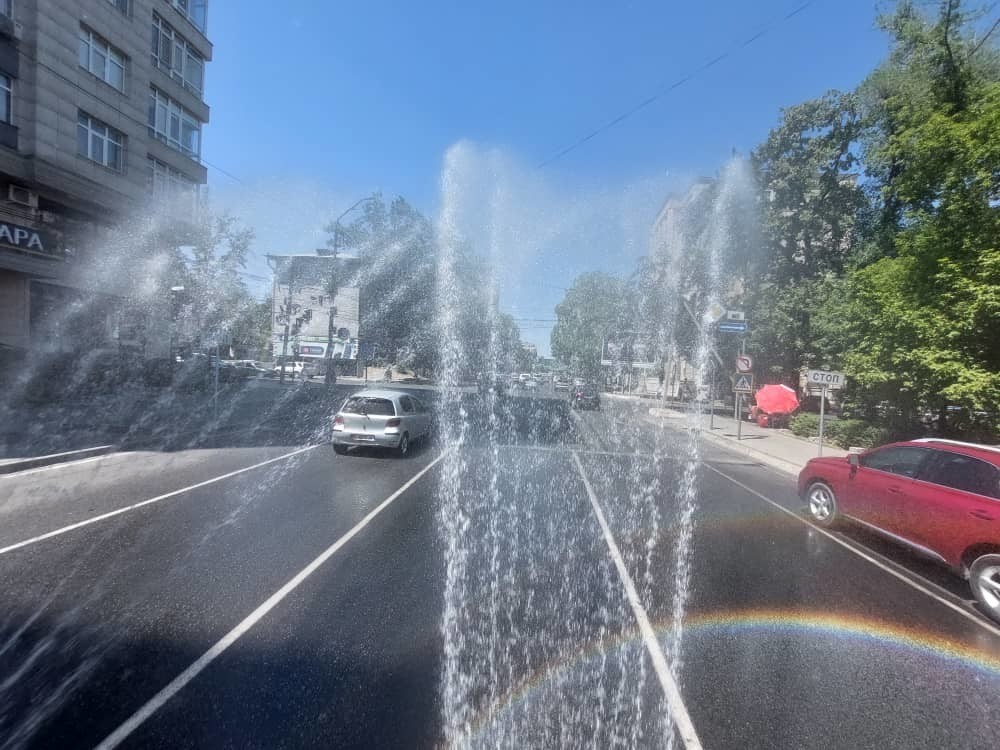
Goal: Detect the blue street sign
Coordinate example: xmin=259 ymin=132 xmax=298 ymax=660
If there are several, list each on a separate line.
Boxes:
xmin=718 ymin=321 xmax=747 ymax=333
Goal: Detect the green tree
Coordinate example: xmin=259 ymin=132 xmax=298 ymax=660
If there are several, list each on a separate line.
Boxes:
xmin=839 ymin=1 xmax=1000 ymax=434
xmin=551 ymin=272 xmax=629 ymax=378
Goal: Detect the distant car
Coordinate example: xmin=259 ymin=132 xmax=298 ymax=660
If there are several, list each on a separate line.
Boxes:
xmin=331 ymin=389 xmax=432 ymax=457
xmin=302 ymin=359 xmax=337 ymax=381
xmin=478 ymin=374 xmax=507 ymax=397
xmin=573 ymin=377 xmax=586 ymax=387
xmin=273 ymin=361 xmax=304 ymax=379
xmin=571 ymin=384 xmax=600 ymax=410
xmin=554 ymin=376 xmax=571 ymax=391
xmin=522 ymin=378 xmax=539 ymax=390
xmin=798 ymin=438 xmax=1000 ymax=623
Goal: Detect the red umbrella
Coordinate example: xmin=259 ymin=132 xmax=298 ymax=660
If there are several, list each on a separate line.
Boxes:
xmin=754 ymin=384 xmax=799 ymax=415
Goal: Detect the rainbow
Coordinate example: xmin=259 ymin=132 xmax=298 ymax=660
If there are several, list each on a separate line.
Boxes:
xmin=465 ymin=608 xmax=1000 ymax=739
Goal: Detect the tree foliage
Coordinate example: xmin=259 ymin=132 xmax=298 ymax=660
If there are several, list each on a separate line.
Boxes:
xmin=551 ymin=272 xmax=630 ymax=378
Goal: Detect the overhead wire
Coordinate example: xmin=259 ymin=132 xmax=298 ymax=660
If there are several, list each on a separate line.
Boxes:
xmin=535 ymin=0 xmax=818 ymax=168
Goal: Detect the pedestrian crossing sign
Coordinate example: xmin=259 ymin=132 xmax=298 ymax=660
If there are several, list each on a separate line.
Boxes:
xmin=732 ymin=373 xmax=754 ymax=394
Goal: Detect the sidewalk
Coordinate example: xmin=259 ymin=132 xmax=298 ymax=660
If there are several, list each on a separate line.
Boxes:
xmin=646 ymin=405 xmax=847 ymax=476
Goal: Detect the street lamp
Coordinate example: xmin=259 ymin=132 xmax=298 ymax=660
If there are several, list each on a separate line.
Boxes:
xmin=321 ymin=194 xmax=376 ymax=386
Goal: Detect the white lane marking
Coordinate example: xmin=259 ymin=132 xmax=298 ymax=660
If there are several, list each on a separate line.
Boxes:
xmin=703 ymin=463 xmax=1000 ymax=639
xmin=1 ymin=454 xmax=112 ymax=478
xmin=0 ymin=446 xmax=320 ymax=557
xmin=571 ymin=451 xmax=703 ymax=750
xmin=95 ymin=449 xmax=449 ymax=750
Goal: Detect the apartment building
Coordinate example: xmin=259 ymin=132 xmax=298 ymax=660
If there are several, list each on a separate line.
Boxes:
xmin=0 ymin=0 xmax=211 ymax=361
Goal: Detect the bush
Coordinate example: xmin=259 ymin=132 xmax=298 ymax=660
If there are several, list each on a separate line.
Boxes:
xmin=827 ymin=419 xmax=892 ymax=450
xmin=789 ymin=413 xmax=820 ymax=438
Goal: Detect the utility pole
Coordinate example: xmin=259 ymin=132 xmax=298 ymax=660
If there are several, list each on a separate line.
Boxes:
xmin=278 ymin=259 xmax=295 ymax=384
xmin=323 ymin=232 xmax=340 ymax=386
xmin=322 ymin=195 xmax=375 ymax=387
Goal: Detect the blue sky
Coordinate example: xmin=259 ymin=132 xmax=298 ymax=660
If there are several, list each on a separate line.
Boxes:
xmin=205 ymin=0 xmax=890 ymax=356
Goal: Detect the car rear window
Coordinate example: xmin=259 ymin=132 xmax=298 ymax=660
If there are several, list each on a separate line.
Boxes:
xmin=921 ymin=451 xmax=1000 ymax=498
xmin=342 ymin=397 xmax=395 ymax=416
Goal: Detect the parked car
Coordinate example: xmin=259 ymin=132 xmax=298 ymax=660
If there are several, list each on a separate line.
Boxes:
xmin=798 ymin=438 xmax=1000 ymax=622
xmin=302 ymin=359 xmax=337 ymax=381
xmin=571 ymin=384 xmax=600 ymax=410
xmin=522 ymin=378 xmax=539 ymax=390
xmin=554 ymin=376 xmax=571 ymax=392
xmin=273 ymin=361 xmax=305 ymax=379
xmin=331 ymin=389 xmax=432 ymax=457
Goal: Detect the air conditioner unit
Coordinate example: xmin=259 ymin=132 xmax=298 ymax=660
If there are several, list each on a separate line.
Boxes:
xmin=8 ymin=185 xmax=38 ymax=208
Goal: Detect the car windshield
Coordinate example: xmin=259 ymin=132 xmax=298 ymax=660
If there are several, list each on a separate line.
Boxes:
xmin=4 ymin=2 xmax=1000 ymax=749
xmin=341 ymin=397 xmax=395 ymax=416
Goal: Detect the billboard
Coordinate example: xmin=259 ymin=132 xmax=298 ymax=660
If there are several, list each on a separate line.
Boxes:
xmin=271 ymin=255 xmax=360 ymax=360
xmin=601 ymin=333 xmax=656 ymax=368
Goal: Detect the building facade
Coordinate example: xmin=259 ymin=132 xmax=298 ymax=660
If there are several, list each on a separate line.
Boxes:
xmin=269 ymin=254 xmax=362 ymax=363
xmin=0 ymin=0 xmax=211 ymax=362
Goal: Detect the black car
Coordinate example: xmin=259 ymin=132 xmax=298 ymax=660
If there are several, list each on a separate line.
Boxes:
xmin=571 ymin=384 xmax=600 ymax=410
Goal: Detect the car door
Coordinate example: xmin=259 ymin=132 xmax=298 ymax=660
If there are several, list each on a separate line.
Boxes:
xmin=906 ymin=450 xmax=1000 ymax=565
xmin=849 ymin=445 xmax=934 ymax=537
xmin=409 ymin=396 xmax=430 ymax=437
xmin=398 ymin=395 xmax=418 ymax=435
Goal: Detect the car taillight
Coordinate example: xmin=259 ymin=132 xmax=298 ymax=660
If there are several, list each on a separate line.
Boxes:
xmin=334 ymin=415 xmax=344 ymax=425
xmin=386 ymin=418 xmax=401 ymax=427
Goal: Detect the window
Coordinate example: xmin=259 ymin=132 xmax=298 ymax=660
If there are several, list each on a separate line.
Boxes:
xmin=0 ymin=0 xmax=11 ymax=18
xmin=341 ymin=397 xmax=395 ymax=417
xmin=860 ymin=446 xmax=931 ymax=478
xmin=79 ymin=27 xmax=126 ymax=91
xmin=921 ymin=452 xmax=1000 ymax=499
xmin=149 ymin=157 xmax=198 ymax=209
xmin=77 ymin=112 xmax=125 ymax=170
xmin=152 ymin=14 xmax=205 ymax=95
xmin=399 ymin=396 xmax=414 ymax=413
xmin=0 ymin=74 xmax=11 ymax=124
xmin=170 ymin=0 xmax=208 ymax=32
xmin=107 ymin=0 xmax=128 ymax=13
xmin=148 ymin=88 xmax=201 ymax=158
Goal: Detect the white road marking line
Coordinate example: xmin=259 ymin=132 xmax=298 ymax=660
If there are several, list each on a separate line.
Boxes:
xmin=703 ymin=462 xmax=1000 ymax=639
xmin=571 ymin=451 xmax=703 ymax=750
xmin=95 ymin=449 xmax=449 ymax=750
xmin=0 ymin=446 xmax=320 ymax=557
xmin=1 ymin=454 xmax=112 ymax=478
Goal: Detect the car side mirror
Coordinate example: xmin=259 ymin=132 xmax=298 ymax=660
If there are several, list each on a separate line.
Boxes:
xmin=848 ymin=453 xmax=860 ymax=470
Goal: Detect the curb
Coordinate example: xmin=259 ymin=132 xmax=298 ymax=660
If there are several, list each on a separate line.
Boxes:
xmin=694 ymin=427 xmax=801 ymax=477
xmin=642 ymin=412 xmax=802 ymax=477
xmin=0 ymin=445 xmax=115 ymax=475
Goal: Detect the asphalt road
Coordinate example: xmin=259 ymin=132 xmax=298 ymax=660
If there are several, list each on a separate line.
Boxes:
xmin=1 ymin=389 xmax=998 ymax=748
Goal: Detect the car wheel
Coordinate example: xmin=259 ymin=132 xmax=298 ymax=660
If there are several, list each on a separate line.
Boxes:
xmin=397 ymin=432 xmax=410 ymax=457
xmin=969 ymin=554 xmax=1000 ymax=624
xmin=805 ymin=481 xmax=838 ymax=527
xmin=333 ymin=444 xmax=348 ymax=455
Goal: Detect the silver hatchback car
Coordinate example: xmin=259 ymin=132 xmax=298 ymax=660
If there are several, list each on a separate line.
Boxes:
xmin=332 ymin=389 xmax=432 ymax=456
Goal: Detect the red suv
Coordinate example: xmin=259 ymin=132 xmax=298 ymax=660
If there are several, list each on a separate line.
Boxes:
xmin=798 ymin=439 xmax=1000 ymax=622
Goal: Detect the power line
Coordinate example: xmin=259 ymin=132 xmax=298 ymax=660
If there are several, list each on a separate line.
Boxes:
xmin=536 ymin=0 xmax=818 ymax=168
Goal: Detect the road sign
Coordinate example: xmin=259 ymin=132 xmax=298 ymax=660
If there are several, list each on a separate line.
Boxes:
xmin=718 ymin=321 xmax=747 ymax=333
xmin=733 ymin=373 xmax=754 ymax=393
xmin=704 ymin=302 xmax=726 ymax=324
xmin=726 ymin=310 xmax=746 ymax=321
xmin=736 ymin=354 xmax=753 ymax=373
xmin=806 ymin=369 xmax=847 ymax=390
